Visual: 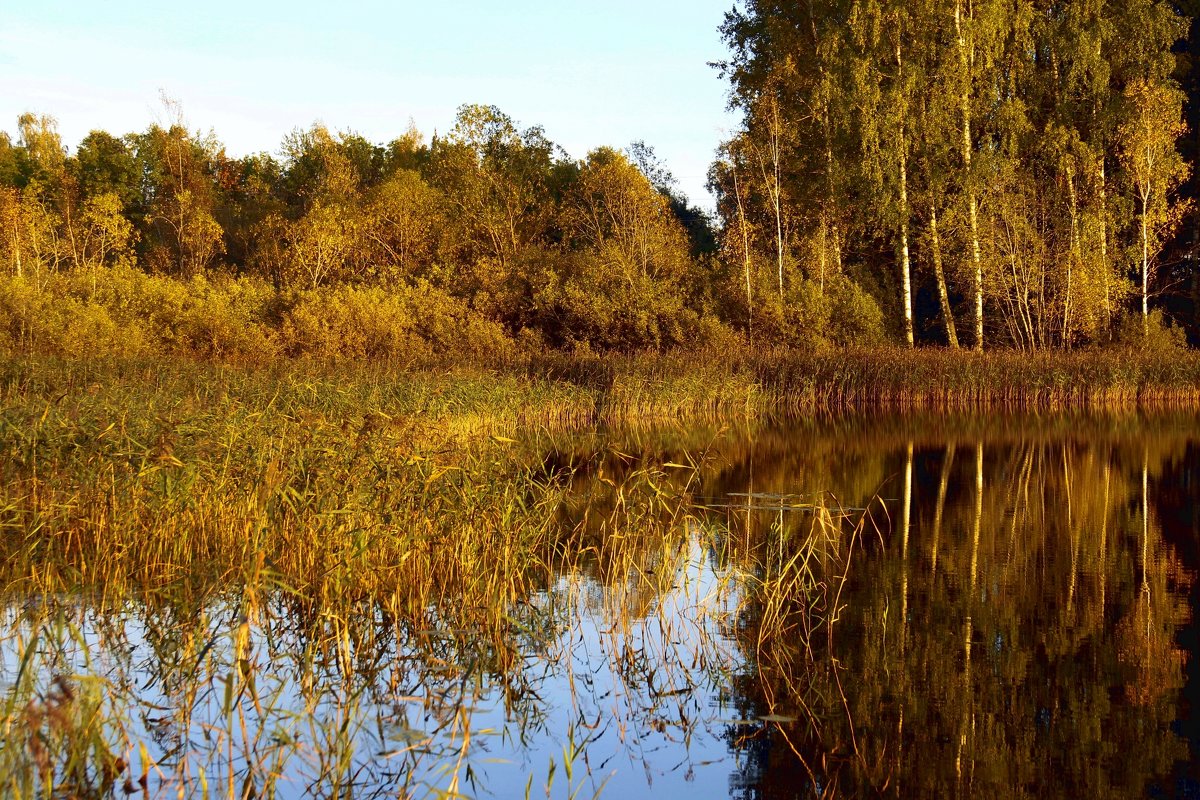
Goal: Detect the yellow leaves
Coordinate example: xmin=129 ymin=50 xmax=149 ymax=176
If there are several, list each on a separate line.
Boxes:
xmin=566 ymin=150 xmax=689 ymax=282
xmin=1117 ymin=78 xmax=1190 ymax=204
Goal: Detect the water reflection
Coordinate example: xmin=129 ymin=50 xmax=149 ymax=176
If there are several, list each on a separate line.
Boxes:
xmin=697 ymin=415 xmax=1199 ymax=798
xmin=3 ymin=411 xmax=1198 ymax=797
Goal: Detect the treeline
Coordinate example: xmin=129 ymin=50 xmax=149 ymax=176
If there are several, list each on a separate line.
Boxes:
xmin=1 ymin=0 xmax=1197 ymax=360
xmin=0 ymin=103 xmax=759 ymax=359
xmin=711 ymin=0 xmax=1196 ymax=349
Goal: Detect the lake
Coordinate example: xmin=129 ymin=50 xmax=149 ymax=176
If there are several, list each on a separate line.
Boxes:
xmin=3 ymin=409 xmax=1198 ymax=798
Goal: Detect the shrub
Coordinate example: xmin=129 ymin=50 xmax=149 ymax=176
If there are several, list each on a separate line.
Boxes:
xmin=173 ymin=274 xmax=279 ymax=360
xmin=825 ymin=273 xmax=887 ymax=347
xmin=1113 ymin=309 xmax=1188 ymax=352
xmin=0 ymin=274 xmax=150 ymax=358
xmin=65 ymin=265 xmax=278 ymax=361
xmin=279 ymin=281 xmax=516 ymax=365
xmin=528 ymin=250 xmax=708 ymax=352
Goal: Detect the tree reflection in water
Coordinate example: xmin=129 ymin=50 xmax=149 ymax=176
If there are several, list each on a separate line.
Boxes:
xmin=714 ymin=415 xmax=1197 ymax=798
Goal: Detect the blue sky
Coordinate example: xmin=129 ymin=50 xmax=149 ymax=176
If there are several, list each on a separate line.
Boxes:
xmin=0 ymin=0 xmax=741 ymax=207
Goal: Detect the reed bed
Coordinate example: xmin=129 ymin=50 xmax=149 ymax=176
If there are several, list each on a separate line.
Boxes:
xmin=746 ymin=346 xmax=1200 ymax=410
xmin=524 ymin=344 xmax=1200 ymax=414
xmin=0 ymin=355 xmax=870 ymax=797
xmin=4 ymin=343 xmax=1199 ymax=433
xmin=0 ymin=357 xmax=572 ymax=796
xmin=1 ymin=346 xmax=1196 ymax=795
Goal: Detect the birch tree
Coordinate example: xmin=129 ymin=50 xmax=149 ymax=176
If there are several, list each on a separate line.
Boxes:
xmin=1117 ymin=79 xmax=1190 ymax=338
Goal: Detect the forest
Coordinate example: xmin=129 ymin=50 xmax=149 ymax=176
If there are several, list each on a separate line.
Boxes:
xmin=1 ymin=0 xmax=1199 ymax=362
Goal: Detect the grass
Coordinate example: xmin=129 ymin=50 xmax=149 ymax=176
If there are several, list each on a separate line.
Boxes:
xmin=0 ymin=357 xmax=567 ymax=796
xmin=527 ymin=344 xmax=1200 ymax=413
xmin=4 ymin=340 xmax=1200 ymax=432
xmin=742 ymin=346 xmax=1200 ymax=409
xmin=0 ymin=353 xmax=870 ymax=797
xmin=0 ymin=345 xmax=1197 ymax=795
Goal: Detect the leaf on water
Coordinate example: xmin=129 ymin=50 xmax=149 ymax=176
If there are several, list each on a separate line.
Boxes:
xmin=386 ymin=726 xmax=430 ymax=744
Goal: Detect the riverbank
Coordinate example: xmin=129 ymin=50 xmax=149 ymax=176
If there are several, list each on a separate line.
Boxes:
xmin=4 ymin=346 xmax=1200 ymax=438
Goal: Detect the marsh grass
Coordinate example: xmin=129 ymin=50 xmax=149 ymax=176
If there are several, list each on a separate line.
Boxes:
xmin=0 ymin=356 xmax=570 ymax=796
xmin=744 ymin=346 xmax=1200 ymax=410
xmin=0 ymin=355 xmax=870 ymax=797
xmin=522 ymin=344 xmax=1200 ymax=415
xmin=2 ymin=344 xmax=1193 ymax=796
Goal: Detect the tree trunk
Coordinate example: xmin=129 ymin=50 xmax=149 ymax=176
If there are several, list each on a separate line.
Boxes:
xmin=1064 ymin=164 xmax=1079 ymax=346
xmin=956 ymin=0 xmax=984 ymax=351
xmin=900 ymin=149 xmax=913 ymax=347
xmin=1098 ymin=156 xmax=1111 ymax=335
xmin=773 ymin=136 xmax=784 ymax=301
xmin=733 ymin=165 xmax=754 ymax=343
xmin=1141 ymin=185 xmax=1150 ymax=339
xmin=810 ymin=5 xmax=842 ymax=277
xmin=930 ymin=204 xmax=960 ymax=347
xmin=897 ymin=44 xmax=914 ymax=348
xmin=13 ymin=208 xmax=22 ymax=279
xmin=818 ymin=217 xmax=827 ymax=293
xmin=970 ymin=194 xmax=984 ymax=350
xmin=823 ymin=103 xmax=843 ymax=276
xmin=755 ymin=99 xmax=786 ymax=301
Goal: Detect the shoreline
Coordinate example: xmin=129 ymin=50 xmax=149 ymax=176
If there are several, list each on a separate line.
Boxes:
xmin=4 ymin=348 xmax=1200 ymax=430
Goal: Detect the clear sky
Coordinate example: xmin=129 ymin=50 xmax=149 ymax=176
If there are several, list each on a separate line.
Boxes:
xmin=0 ymin=0 xmax=741 ymax=208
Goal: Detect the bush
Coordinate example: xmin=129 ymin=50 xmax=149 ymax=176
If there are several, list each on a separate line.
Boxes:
xmin=173 ymin=274 xmax=279 ymax=360
xmin=0 ymin=274 xmax=150 ymax=358
xmin=708 ymin=255 xmax=886 ymax=349
xmin=825 ymin=273 xmax=887 ymax=347
xmin=526 ymin=250 xmax=711 ymax=352
xmin=65 ymin=265 xmax=278 ymax=361
xmin=1113 ymin=309 xmax=1188 ymax=352
xmin=0 ymin=267 xmax=276 ymax=361
xmin=279 ymin=281 xmax=516 ymax=365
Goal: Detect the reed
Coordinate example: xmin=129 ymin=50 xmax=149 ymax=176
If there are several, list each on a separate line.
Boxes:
xmin=524 ymin=344 xmax=1200 ymax=414
xmin=0 ymin=353 xmax=868 ymax=796
xmin=1 ymin=345 xmax=1194 ymax=795
xmin=745 ymin=346 xmax=1200 ymax=410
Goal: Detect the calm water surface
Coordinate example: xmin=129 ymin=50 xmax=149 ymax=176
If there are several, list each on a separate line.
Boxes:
xmin=6 ymin=411 xmax=1200 ymax=797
